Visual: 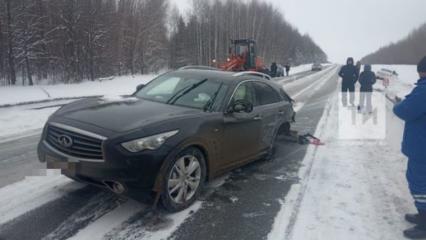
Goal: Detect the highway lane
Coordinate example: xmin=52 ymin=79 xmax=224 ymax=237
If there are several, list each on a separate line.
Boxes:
xmin=0 ymin=66 xmax=338 ymax=240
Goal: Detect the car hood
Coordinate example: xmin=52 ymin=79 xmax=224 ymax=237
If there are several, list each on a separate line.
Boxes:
xmin=54 ymin=96 xmax=201 ymax=133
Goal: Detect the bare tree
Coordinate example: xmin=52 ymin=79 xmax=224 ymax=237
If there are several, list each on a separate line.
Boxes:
xmin=169 ymin=0 xmax=327 ymax=68
xmin=0 ymin=0 xmax=326 ymax=86
xmin=5 ymin=0 xmax=17 ymax=85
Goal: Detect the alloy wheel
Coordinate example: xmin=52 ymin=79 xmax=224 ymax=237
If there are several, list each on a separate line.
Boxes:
xmin=167 ymin=154 xmax=202 ymax=204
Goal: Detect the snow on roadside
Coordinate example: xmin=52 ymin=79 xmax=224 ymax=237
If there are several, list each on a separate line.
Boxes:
xmin=268 ymin=90 xmax=413 ymax=240
xmin=0 ymin=74 xmax=155 ymax=139
xmin=0 ymin=106 xmax=58 ymax=140
xmin=0 ymin=74 xmax=156 ymax=106
xmin=0 ymin=170 xmax=83 ymax=225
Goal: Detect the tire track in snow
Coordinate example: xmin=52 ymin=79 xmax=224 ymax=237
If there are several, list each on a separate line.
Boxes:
xmin=42 ymin=191 xmax=127 ymax=240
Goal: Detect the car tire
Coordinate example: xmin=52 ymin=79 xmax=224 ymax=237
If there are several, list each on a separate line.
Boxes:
xmin=160 ymin=147 xmax=206 ymax=212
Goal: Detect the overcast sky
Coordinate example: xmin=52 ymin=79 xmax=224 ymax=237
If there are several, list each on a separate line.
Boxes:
xmin=172 ymin=0 xmax=426 ymax=63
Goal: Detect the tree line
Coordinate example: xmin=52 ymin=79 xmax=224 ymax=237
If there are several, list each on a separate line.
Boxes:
xmin=169 ymin=0 xmax=327 ymax=70
xmin=0 ymin=0 xmax=327 ymax=86
xmin=362 ymin=23 xmax=426 ymax=65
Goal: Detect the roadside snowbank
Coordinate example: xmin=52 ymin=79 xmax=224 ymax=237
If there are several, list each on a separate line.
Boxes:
xmin=268 ymin=90 xmax=412 ymax=240
xmin=0 ymin=74 xmax=155 ymax=106
xmin=0 ymin=106 xmax=58 ymax=140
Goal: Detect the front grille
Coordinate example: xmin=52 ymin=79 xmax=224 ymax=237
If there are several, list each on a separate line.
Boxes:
xmin=46 ymin=125 xmax=104 ymax=160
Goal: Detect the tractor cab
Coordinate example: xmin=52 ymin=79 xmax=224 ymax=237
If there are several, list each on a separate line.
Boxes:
xmin=220 ymin=39 xmax=267 ymax=73
xmin=230 ymin=39 xmax=256 ymax=70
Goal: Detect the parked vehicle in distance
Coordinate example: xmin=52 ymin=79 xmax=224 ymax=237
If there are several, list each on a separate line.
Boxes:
xmin=312 ymin=63 xmax=323 ymax=71
xmin=37 ymin=67 xmax=295 ymax=212
xmin=276 ymin=64 xmax=285 ymax=77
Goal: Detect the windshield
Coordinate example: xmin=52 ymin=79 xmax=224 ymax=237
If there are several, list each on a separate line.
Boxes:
xmin=134 ymin=73 xmax=228 ymax=110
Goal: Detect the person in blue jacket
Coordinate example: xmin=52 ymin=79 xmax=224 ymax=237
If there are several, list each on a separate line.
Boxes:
xmin=338 ymin=57 xmax=359 ymax=107
xmin=358 ymin=65 xmax=376 ymax=113
xmin=393 ymin=56 xmax=426 ymax=239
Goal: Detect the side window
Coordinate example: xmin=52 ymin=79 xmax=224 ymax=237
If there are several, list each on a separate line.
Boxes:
xmin=252 ymin=82 xmax=282 ymax=106
xmin=231 ymin=83 xmax=254 ymax=105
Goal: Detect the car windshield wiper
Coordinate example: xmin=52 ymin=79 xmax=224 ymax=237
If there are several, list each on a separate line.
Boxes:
xmin=167 ymin=78 xmax=208 ymax=105
xmin=203 ymin=82 xmax=224 ymax=112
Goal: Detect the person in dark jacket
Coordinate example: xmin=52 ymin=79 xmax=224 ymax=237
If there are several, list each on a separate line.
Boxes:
xmin=393 ymin=56 xmax=426 ymax=239
xmin=338 ymin=57 xmax=359 ymax=107
xmin=285 ymin=64 xmax=291 ymax=76
xmin=357 ymin=65 xmax=376 ymax=113
xmin=270 ymin=62 xmax=277 ymax=78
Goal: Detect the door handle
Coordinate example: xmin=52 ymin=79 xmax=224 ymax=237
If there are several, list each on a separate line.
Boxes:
xmin=253 ymin=115 xmax=262 ymax=120
xmin=278 ymin=110 xmax=285 ymax=115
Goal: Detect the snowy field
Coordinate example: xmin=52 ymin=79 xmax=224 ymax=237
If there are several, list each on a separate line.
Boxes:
xmin=0 ymin=75 xmax=155 ymax=140
xmin=0 ymin=74 xmax=156 ymax=107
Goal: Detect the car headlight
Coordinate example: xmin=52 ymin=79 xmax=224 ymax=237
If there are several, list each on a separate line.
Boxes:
xmin=121 ymin=130 xmax=179 ymax=152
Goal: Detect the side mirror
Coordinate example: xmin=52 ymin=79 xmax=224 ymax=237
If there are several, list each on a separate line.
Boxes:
xmin=136 ymin=84 xmax=145 ymax=91
xmin=230 ymin=100 xmax=253 ymax=113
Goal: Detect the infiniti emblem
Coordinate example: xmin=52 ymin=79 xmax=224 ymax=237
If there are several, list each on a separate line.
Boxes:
xmin=58 ymin=135 xmax=73 ymax=148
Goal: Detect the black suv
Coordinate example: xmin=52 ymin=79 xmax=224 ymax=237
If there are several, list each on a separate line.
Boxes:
xmin=38 ymin=68 xmax=295 ymax=212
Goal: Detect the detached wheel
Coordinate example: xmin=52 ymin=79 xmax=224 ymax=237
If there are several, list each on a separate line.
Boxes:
xmin=161 ymin=147 xmax=206 ymax=212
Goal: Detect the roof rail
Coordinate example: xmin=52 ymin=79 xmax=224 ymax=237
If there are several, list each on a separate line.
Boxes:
xmin=178 ymin=65 xmax=219 ymax=71
xmin=233 ymin=71 xmax=272 ymax=80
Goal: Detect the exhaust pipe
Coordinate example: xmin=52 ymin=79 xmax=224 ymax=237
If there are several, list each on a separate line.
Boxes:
xmin=103 ymin=180 xmax=126 ymax=194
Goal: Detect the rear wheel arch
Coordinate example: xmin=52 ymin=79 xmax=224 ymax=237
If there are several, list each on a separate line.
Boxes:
xmin=278 ymin=121 xmax=291 ymax=136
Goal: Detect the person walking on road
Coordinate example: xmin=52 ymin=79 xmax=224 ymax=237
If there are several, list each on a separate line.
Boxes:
xmin=393 ymin=56 xmax=426 ymax=239
xmin=338 ymin=57 xmax=359 ymax=107
xmin=357 ymin=64 xmax=376 ymax=113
